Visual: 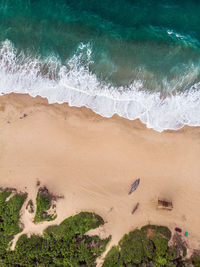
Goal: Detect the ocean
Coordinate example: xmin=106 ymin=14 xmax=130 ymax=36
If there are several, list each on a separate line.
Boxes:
xmin=1 ymin=0 xmax=200 ymax=131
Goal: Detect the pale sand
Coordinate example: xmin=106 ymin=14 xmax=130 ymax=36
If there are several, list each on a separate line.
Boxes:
xmin=0 ymin=93 xmax=200 ymax=261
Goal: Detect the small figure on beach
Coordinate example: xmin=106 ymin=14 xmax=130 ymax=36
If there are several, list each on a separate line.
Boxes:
xmin=20 ymin=113 xmax=28 ymax=119
xmin=128 ymin=178 xmax=140 ymax=195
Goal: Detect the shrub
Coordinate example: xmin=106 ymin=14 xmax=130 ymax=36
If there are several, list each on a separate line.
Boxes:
xmin=3 ymin=212 xmax=110 ymax=266
xmin=34 ymin=187 xmax=56 ymax=223
xmin=0 ymin=189 xmax=27 ymax=260
xmin=120 ymin=229 xmax=145 ymax=264
xmin=103 ymin=224 xmax=195 ymax=267
xmin=102 ymin=246 xmax=122 ymax=267
xmin=26 ymin=199 xmax=34 ymax=213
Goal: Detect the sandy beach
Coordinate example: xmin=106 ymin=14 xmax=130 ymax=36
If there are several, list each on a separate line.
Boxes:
xmin=0 ymin=93 xmax=200 ymax=258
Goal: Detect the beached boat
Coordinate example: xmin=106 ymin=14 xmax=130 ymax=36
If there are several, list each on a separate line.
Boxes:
xmin=132 ymin=203 xmax=139 ymax=214
xmin=128 ymin=179 xmax=140 ymax=195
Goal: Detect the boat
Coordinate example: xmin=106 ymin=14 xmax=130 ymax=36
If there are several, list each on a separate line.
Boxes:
xmin=132 ymin=203 xmax=139 ymax=214
xmin=128 ymin=178 xmax=140 ymax=195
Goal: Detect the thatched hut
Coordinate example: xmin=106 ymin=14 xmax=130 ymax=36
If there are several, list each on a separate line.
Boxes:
xmin=157 ymin=198 xmax=173 ymax=211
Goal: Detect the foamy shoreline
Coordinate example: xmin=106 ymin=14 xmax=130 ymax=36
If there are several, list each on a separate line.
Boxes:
xmin=1 ymin=39 xmax=200 ymax=133
xmin=0 ymin=93 xmax=200 ymax=258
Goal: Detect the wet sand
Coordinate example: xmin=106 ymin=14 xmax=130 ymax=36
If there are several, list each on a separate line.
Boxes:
xmin=0 ymin=93 xmax=200 ymax=260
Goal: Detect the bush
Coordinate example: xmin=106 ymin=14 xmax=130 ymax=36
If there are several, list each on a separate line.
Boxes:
xmin=190 ymin=254 xmax=200 ymax=267
xmin=103 ymin=225 xmax=195 ymax=267
xmin=3 ymin=212 xmax=110 ymax=266
xmin=26 ymin=199 xmax=34 ymax=213
xmin=45 ymin=211 xmax=104 ymax=238
xmin=102 ymin=246 xmax=122 ymax=266
xmin=34 ymin=187 xmax=56 ymax=223
xmin=120 ymin=229 xmax=145 ymax=264
xmin=0 ymin=189 xmax=27 ymax=260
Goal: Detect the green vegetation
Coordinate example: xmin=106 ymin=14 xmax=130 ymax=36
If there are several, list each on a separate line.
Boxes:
xmin=1 ymin=188 xmax=200 ymax=266
xmin=0 ymin=188 xmax=109 ymax=266
xmin=26 ymin=199 xmax=34 ymax=213
xmin=189 ymin=252 xmax=200 ymax=267
xmin=0 ymin=189 xmax=27 ymax=262
xmin=34 ymin=187 xmax=56 ymax=223
xmin=103 ymin=225 xmax=200 ymax=267
xmin=1 ymin=212 xmax=110 ymax=266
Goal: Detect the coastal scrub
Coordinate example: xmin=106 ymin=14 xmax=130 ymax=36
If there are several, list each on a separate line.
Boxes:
xmin=34 ymin=187 xmax=57 ymax=223
xmin=0 ymin=188 xmax=200 ymax=266
xmin=26 ymin=199 xmax=34 ymax=213
xmin=0 ymin=189 xmax=27 ymax=261
xmin=2 ymin=212 xmax=110 ymax=266
xmin=103 ymin=225 xmax=200 ymax=266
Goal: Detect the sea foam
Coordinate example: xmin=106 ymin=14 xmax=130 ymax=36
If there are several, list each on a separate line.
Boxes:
xmin=1 ymin=39 xmax=200 ymax=132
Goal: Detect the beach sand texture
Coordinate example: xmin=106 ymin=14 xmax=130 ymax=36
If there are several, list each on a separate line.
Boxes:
xmin=0 ymin=93 xmax=200 ymax=256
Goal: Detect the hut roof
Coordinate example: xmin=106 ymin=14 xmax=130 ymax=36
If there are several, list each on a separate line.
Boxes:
xmin=157 ymin=198 xmax=173 ymax=210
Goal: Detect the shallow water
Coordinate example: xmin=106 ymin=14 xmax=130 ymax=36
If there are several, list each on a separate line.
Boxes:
xmin=1 ymin=0 xmax=200 ymax=131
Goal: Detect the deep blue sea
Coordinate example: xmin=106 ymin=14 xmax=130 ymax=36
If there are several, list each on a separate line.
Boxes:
xmin=1 ymin=0 xmax=200 ymax=131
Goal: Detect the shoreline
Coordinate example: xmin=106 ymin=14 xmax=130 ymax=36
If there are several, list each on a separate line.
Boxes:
xmin=0 ymin=93 xmax=200 ymax=255
xmin=1 ymin=39 xmax=200 ymax=133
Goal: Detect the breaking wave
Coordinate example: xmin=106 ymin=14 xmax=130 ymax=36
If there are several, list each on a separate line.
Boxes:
xmin=1 ymin=39 xmax=200 ymax=132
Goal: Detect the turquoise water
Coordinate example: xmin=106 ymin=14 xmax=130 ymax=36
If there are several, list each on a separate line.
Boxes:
xmin=1 ymin=0 xmax=200 ymax=131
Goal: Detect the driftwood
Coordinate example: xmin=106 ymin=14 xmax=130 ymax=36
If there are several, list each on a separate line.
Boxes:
xmin=132 ymin=202 xmax=139 ymax=214
xmin=128 ymin=178 xmax=140 ymax=195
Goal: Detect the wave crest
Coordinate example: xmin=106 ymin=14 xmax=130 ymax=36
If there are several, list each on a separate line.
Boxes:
xmin=1 ymin=40 xmax=200 ymax=132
